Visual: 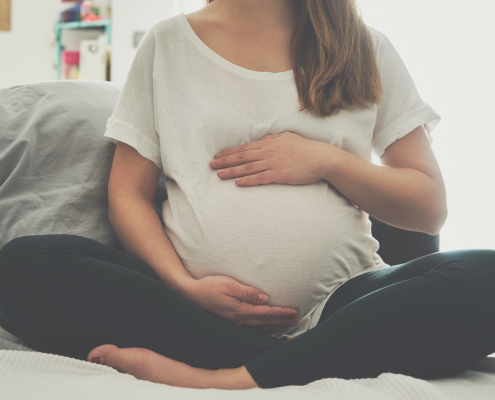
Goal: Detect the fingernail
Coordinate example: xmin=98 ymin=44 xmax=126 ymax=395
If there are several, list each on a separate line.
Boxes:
xmin=259 ymin=293 xmax=268 ymax=302
xmin=91 ymin=357 xmax=102 ymax=364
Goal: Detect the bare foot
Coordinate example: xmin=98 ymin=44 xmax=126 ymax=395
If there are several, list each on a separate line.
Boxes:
xmin=86 ymin=344 xmax=259 ymax=390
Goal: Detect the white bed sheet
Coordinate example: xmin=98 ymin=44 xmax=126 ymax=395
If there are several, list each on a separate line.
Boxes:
xmin=1 ymin=326 xmax=494 ymax=400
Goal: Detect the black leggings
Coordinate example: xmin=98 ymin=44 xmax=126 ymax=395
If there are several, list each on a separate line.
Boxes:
xmin=0 ymin=234 xmax=494 ymax=389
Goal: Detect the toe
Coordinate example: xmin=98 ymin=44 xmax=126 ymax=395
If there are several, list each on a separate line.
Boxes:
xmin=87 ymin=344 xmax=119 ymax=362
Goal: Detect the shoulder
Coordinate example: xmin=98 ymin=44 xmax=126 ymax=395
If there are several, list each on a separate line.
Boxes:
xmin=366 ymin=26 xmax=393 ymax=56
xmin=366 ymin=25 xmax=405 ymax=70
xmin=140 ymin=15 xmax=184 ymax=46
xmin=148 ymin=15 xmax=180 ymax=34
xmin=131 ymin=15 xmax=185 ymax=64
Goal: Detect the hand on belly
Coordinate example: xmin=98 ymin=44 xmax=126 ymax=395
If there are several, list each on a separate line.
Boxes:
xmin=185 ymin=275 xmax=300 ymax=335
xmin=210 ymin=131 xmax=328 ymax=186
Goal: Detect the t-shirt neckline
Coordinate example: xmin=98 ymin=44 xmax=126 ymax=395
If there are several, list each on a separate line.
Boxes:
xmin=176 ymin=12 xmax=294 ymax=81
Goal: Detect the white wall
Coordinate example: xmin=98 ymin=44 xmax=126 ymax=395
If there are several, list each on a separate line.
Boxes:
xmin=357 ymin=0 xmax=495 ymax=251
xmin=111 ymin=0 xmax=174 ymax=83
xmin=0 ymin=0 xmax=64 ymax=87
xmin=111 ymin=0 xmax=204 ymax=83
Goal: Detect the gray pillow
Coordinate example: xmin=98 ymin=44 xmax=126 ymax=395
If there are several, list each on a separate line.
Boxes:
xmin=0 ymin=80 xmax=168 ymax=250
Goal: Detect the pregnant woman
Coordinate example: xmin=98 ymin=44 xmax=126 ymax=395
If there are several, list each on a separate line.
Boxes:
xmin=1 ymin=0 xmax=495 ymax=390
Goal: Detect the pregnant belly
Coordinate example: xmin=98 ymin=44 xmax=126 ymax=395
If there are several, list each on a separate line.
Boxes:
xmin=163 ymin=178 xmax=372 ymax=316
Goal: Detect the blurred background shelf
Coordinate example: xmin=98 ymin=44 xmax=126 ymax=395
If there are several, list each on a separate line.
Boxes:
xmin=54 ymin=18 xmax=111 ymax=80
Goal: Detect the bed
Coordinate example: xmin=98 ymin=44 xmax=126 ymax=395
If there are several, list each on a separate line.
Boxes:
xmin=0 ymin=80 xmax=494 ymax=399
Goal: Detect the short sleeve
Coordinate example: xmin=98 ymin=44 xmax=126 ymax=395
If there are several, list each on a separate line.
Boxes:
xmin=371 ymin=29 xmax=441 ymax=159
xmin=103 ymin=28 xmax=163 ymax=170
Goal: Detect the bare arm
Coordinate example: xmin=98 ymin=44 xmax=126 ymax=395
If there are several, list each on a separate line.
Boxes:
xmin=320 ymin=125 xmax=447 ymax=235
xmin=108 ymin=141 xmax=196 ymax=297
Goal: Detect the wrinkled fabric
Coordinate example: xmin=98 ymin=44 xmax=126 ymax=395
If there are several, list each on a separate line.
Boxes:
xmin=0 ymin=80 xmax=169 ymax=250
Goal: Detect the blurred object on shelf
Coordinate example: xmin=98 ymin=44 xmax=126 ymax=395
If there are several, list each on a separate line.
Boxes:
xmin=65 ymin=65 xmax=80 ymax=80
xmin=79 ymin=36 xmax=107 ymax=81
xmin=80 ymin=0 xmax=92 ymax=18
xmin=62 ymin=50 xmax=80 ymax=80
xmin=81 ymin=1 xmax=100 ymax=21
xmin=61 ymin=2 xmax=82 ymax=23
xmin=61 ymin=0 xmax=101 ymax=23
xmin=97 ymin=33 xmax=112 ymax=81
xmin=0 ymin=0 xmax=11 ymax=31
xmin=63 ymin=50 xmax=80 ymax=65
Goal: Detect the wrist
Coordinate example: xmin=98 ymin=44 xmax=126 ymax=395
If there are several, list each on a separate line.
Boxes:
xmin=178 ymin=277 xmax=199 ymax=301
xmin=158 ymin=271 xmax=197 ymax=299
xmin=317 ymin=142 xmax=342 ymax=183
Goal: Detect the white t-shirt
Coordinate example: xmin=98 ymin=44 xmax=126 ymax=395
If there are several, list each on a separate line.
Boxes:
xmin=103 ymin=12 xmax=441 ymax=340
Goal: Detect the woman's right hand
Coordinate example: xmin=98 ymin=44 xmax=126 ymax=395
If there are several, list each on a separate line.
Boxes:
xmin=185 ymin=275 xmax=299 ymax=335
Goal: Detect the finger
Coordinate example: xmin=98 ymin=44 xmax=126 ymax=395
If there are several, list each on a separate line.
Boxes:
xmin=211 ymin=148 xmax=264 ymax=172
xmin=216 ymin=160 xmax=269 ymax=180
xmin=213 ymin=142 xmax=261 ymax=160
xmin=228 ymin=283 xmax=270 ymax=305
xmin=235 ymin=170 xmax=274 ymax=186
xmin=239 ymin=303 xmax=299 ymax=320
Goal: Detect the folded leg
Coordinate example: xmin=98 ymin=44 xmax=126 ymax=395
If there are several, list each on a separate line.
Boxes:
xmin=245 ymin=249 xmax=495 ymax=388
xmin=0 ymin=234 xmax=283 ymax=369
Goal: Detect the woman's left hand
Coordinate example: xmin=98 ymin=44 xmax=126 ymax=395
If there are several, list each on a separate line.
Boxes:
xmin=210 ymin=131 xmax=327 ymax=186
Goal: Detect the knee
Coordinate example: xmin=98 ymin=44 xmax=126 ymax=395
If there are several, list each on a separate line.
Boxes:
xmin=0 ymin=234 xmax=94 ymax=284
xmin=1 ymin=235 xmax=34 ymax=261
xmin=0 ymin=235 xmax=49 ymax=282
xmin=469 ymin=249 xmax=495 ymax=280
xmin=458 ymin=249 xmax=495 ymax=274
xmin=442 ymin=249 xmax=495 ymax=294
xmin=436 ymin=248 xmax=495 ymax=271
xmin=0 ymin=234 xmax=78 ymax=263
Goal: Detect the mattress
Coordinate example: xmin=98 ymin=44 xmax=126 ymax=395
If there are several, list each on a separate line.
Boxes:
xmin=1 ymin=326 xmax=494 ymax=400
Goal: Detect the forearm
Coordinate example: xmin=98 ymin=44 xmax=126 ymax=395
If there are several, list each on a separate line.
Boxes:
xmin=318 ymin=143 xmax=444 ymax=235
xmin=108 ymin=194 xmax=196 ymax=297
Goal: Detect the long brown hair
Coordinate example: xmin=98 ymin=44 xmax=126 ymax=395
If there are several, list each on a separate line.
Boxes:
xmin=205 ymin=0 xmax=382 ymax=118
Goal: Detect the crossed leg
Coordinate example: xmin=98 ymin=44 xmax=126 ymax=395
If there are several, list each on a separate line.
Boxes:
xmin=1 ymin=235 xmax=495 ymax=389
